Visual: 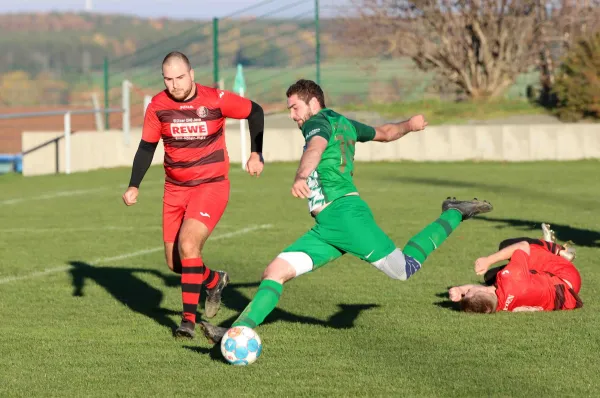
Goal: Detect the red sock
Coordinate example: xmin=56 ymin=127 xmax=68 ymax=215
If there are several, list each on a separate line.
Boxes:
xmin=181 ymin=258 xmax=210 ymax=323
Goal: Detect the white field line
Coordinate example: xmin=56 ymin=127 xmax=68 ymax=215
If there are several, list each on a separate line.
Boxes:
xmin=1 ymin=180 xmax=165 ymax=206
xmin=0 ymin=187 xmax=108 ymax=205
xmin=0 ymin=224 xmax=272 ymax=285
xmin=0 ymin=226 xmax=163 ymax=233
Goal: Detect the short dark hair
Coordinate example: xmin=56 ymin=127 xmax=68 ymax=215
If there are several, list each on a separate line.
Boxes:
xmin=162 ymin=51 xmax=191 ymax=70
xmin=461 ymin=294 xmax=497 ymax=314
xmin=286 ymin=79 xmax=326 ymax=108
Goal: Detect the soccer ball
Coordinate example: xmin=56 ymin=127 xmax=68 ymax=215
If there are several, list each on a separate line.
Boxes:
xmin=220 ymin=326 xmax=262 ymax=366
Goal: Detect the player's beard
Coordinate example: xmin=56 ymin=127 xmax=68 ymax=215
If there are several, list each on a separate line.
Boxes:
xmin=169 ymin=84 xmax=194 ymax=102
xmin=296 ymin=109 xmax=314 ymax=129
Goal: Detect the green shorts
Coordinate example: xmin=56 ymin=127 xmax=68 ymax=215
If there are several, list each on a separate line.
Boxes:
xmin=282 ymin=195 xmax=396 ymax=269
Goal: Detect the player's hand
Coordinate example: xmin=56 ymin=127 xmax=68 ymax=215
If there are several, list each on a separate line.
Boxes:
xmin=246 ymin=152 xmax=264 ymax=177
xmin=408 ymin=114 xmax=428 ymax=132
xmin=474 ymin=257 xmax=491 ymax=275
xmin=291 ymin=176 xmax=310 ymax=199
xmin=122 ymin=187 xmax=139 ymax=206
xmin=448 ymin=287 xmax=463 ymax=302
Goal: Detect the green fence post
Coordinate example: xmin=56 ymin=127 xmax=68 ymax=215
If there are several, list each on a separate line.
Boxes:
xmin=103 ymin=56 xmax=109 ymax=129
xmin=213 ymin=17 xmax=220 ymax=88
xmin=315 ymin=0 xmax=321 ymax=86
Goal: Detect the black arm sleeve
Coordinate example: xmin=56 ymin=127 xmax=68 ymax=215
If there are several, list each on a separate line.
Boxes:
xmin=247 ymin=101 xmax=264 ymax=153
xmin=128 ymin=139 xmax=158 ymax=188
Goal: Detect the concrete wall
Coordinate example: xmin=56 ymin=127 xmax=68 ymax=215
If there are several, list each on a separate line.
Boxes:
xmin=21 ymin=123 xmax=600 ymax=176
xmin=21 ymin=130 xmax=165 ymax=176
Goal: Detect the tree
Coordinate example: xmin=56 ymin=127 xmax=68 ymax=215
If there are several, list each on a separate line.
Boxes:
xmin=345 ymin=0 xmax=544 ymax=99
xmin=553 ymin=32 xmax=600 ymax=121
xmin=535 ymin=1 xmax=600 ymax=106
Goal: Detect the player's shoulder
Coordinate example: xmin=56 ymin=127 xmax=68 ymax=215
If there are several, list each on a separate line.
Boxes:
xmin=302 ymin=112 xmax=332 ymax=136
xmin=151 ymin=89 xmax=169 ymax=104
xmin=197 ymin=84 xmax=244 ymax=105
xmin=196 ymin=83 xmax=219 ymax=98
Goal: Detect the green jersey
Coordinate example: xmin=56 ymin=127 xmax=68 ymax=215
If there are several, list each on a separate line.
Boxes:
xmin=301 ymin=108 xmax=376 ymax=212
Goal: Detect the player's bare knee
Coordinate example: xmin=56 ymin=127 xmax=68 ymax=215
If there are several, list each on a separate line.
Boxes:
xmin=371 ymin=248 xmax=421 ymax=281
xmin=263 ymin=255 xmax=306 ymax=284
xmin=270 ymin=252 xmax=313 ymax=282
xmin=178 ymin=237 xmax=200 ymax=259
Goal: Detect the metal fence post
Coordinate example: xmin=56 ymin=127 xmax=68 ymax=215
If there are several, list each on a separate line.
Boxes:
xmin=315 ymin=0 xmax=321 ymax=85
xmin=122 ymin=80 xmax=131 ymax=146
xmin=64 ymin=111 xmax=71 ymax=175
xmin=104 ymin=56 xmax=110 ymax=130
xmin=213 ymin=17 xmax=219 ymax=87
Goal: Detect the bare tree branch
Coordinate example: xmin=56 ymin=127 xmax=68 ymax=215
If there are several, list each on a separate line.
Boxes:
xmin=341 ymin=0 xmax=600 ymax=99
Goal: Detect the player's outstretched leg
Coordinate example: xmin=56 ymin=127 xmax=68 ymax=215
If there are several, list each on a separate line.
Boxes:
xmin=402 ymin=198 xmax=493 ymax=264
xmin=199 ymin=278 xmax=284 ymax=344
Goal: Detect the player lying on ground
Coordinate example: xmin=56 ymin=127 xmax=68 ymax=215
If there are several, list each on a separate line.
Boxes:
xmin=121 ymin=51 xmax=265 ymax=338
xmin=480 ymin=223 xmax=576 ymax=286
xmin=198 ymin=78 xmax=493 ymax=343
xmin=449 ymin=224 xmax=582 ymax=313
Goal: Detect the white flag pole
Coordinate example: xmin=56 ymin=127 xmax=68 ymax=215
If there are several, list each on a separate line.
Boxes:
xmin=239 ymin=87 xmax=248 ymax=171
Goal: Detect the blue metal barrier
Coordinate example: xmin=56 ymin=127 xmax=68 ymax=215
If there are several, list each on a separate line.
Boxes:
xmin=0 ymin=154 xmax=23 ymax=174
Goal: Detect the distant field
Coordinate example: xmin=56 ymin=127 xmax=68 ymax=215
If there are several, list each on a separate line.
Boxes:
xmin=88 ymin=58 xmax=541 ymax=108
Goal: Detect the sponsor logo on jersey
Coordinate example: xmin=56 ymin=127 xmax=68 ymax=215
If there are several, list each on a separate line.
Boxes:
xmin=170 ymin=121 xmax=209 ymax=140
xmin=503 ymin=294 xmax=515 ymax=311
xmin=180 ymin=105 xmax=194 ymax=110
xmin=306 ymin=128 xmax=320 ymax=139
xmin=197 ymin=106 xmax=208 ymax=118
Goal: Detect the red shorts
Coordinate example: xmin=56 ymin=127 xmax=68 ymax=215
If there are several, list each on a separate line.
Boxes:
xmin=162 ymin=179 xmax=230 ymax=243
xmin=530 ymin=246 xmax=582 ymax=293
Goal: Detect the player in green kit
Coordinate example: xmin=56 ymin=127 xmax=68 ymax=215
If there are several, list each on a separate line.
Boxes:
xmin=199 ymin=79 xmax=493 ymax=343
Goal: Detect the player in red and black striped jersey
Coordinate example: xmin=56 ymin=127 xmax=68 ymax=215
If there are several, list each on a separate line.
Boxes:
xmin=122 ymin=52 xmax=265 ymax=338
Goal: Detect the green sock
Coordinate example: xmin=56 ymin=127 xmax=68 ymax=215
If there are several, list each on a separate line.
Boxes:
xmin=403 ymin=209 xmax=462 ymax=264
xmin=232 ymin=279 xmax=283 ymax=329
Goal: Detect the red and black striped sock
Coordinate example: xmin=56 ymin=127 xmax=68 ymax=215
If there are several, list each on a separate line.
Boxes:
xmin=540 ymin=240 xmax=565 ymax=256
xmin=181 ymin=258 xmax=212 ymax=323
xmin=204 ymin=266 xmax=220 ymax=290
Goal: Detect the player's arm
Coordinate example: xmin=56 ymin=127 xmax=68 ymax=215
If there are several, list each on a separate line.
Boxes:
xmin=218 ymin=91 xmax=264 ymax=152
xmin=372 ymin=114 xmax=428 ymax=142
xmin=222 ymin=98 xmax=264 ymax=153
xmin=219 ymin=91 xmax=265 ymax=175
xmin=292 ymin=136 xmax=328 ymax=198
xmin=448 ymin=284 xmax=480 ymax=301
xmin=291 ymin=119 xmax=331 ymax=198
xmin=123 ymin=103 xmax=160 ymax=206
xmin=475 ymin=241 xmax=530 ymax=275
xmin=128 ymin=140 xmax=159 ymax=188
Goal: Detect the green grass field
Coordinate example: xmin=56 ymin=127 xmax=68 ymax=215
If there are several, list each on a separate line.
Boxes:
xmin=1 ymin=161 xmax=599 ymax=397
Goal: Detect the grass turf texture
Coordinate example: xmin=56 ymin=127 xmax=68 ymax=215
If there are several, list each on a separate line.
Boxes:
xmin=1 ymin=161 xmax=599 ymax=397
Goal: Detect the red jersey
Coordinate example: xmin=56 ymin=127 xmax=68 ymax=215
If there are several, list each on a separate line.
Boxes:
xmin=495 ymin=247 xmax=582 ymax=312
xmin=142 ymin=84 xmax=251 ymax=186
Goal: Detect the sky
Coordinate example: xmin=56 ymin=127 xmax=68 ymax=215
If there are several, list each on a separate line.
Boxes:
xmin=0 ymin=0 xmax=341 ymax=19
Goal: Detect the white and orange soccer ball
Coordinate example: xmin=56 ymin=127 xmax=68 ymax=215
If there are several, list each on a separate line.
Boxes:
xmin=220 ymin=326 xmax=262 ymax=366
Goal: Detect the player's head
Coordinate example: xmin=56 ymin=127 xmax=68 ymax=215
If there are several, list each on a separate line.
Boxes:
xmin=286 ymin=79 xmax=326 ymax=129
xmin=162 ymin=51 xmax=195 ymax=101
xmin=460 ymin=286 xmax=498 ymax=314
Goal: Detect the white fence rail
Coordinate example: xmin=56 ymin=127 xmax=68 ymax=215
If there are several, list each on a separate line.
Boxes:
xmin=0 ymin=80 xmax=131 ymax=175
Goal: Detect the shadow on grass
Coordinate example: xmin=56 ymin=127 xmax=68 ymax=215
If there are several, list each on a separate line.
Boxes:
xmin=68 ymin=263 xmax=380 ymax=337
xmin=69 ymin=260 xmax=180 ymax=333
xmin=474 ymin=216 xmax=600 ymax=248
xmin=434 ymin=290 xmax=462 ymax=312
